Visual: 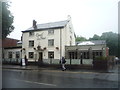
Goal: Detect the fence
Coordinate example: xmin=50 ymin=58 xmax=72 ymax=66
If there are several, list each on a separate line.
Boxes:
xmin=2 ymin=58 xmax=21 ymax=64
xmin=2 ymin=58 xmax=93 ymax=65
xmin=43 ymin=59 xmax=93 ymax=65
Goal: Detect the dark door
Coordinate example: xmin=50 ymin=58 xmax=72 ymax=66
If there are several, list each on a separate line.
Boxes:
xmin=38 ymin=52 xmax=43 ymax=65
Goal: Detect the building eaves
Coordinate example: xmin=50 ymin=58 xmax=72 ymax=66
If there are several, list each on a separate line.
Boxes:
xmin=4 ymin=46 xmax=22 ymax=49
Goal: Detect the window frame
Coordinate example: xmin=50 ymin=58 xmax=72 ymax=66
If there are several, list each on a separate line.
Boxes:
xmin=16 ymin=51 xmax=20 ymax=58
xmin=29 ymin=40 xmax=34 ymax=47
xmin=48 ymin=52 xmax=54 ymax=59
xmin=29 ymin=31 xmax=34 ymax=36
xmin=8 ymin=52 xmax=12 ymax=58
xmin=28 ymin=52 xmax=34 ymax=59
xmin=48 ymin=39 xmax=54 ymax=46
xmin=48 ymin=29 xmax=54 ymax=35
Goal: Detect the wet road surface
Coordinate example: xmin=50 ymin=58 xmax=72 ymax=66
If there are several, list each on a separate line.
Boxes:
xmin=2 ymin=69 xmax=118 ymax=88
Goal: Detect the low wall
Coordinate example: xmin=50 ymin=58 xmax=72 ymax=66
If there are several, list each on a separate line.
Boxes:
xmin=2 ymin=58 xmax=93 ymax=65
xmin=43 ymin=59 xmax=93 ymax=65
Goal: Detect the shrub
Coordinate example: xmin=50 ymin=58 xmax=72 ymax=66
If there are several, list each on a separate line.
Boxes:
xmin=94 ymin=56 xmax=114 ymax=61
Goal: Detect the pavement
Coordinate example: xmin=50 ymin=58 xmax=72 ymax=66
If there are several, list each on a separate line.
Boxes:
xmin=2 ymin=64 xmax=119 ymax=82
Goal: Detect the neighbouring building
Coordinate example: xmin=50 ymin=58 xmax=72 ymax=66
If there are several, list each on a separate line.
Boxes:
xmin=2 ymin=38 xmax=20 ymax=48
xmin=2 ymin=38 xmax=22 ymax=63
xmin=21 ymin=16 xmax=76 ymax=63
xmin=65 ymin=40 xmax=109 ymax=59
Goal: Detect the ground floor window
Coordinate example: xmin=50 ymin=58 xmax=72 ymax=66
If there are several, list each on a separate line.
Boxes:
xmin=69 ymin=52 xmax=77 ymax=59
xmin=16 ymin=51 xmax=20 ymax=58
xmin=93 ymin=51 xmax=102 ymax=58
xmin=29 ymin=52 xmax=34 ymax=58
xmin=48 ymin=52 xmax=54 ymax=59
xmin=82 ymin=52 xmax=89 ymax=59
xmin=66 ymin=50 xmax=103 ymax=59
xmin=8 ymin=52 xmax=12 ymax=58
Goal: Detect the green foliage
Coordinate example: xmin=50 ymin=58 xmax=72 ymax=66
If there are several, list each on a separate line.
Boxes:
xmin=88 ymin=32 xmax=119 ymax=57
xmin=101 ymin=32 xmax=118 ymax=56
xmin=89 ymin=34 xmax=100 ymax=40
xmin=2 ymin=1 xmax=14 ymax=39
xmin=95 ymin=56 xmax=114 ymax=61
xmin=118 ymin=34 xmax=120 ymax=58
xmin=95 ymin=56 xmax=107 ymax=60
xmin=76 ymin=36 xmax=87 ymax=41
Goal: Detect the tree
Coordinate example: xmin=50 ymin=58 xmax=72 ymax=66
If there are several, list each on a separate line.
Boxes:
xmin=89 ymin=34 xmax=100 ymax=40
xmin=118 ymin=33 xmax=120 ymax=58
xmin=2 ymin=1 xmax=14 ymax=39
xmin=100 ymin=32 xmax=118 ymax=56
xmin=89 ymin=32 xmax=119 ymax=57
xmin=76 ymin=36 xmax=87 ymax=42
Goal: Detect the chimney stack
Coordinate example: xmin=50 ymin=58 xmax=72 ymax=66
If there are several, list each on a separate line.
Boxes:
xmin=67 ymin=15 xmax=71 ymax=21
xmin=33 ymin=20 xmax=37 ymax=29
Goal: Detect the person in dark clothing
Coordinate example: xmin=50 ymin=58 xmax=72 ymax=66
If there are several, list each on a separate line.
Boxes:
xmin=24 ymin=55 xmax=28 ymax=66
xmin=60 ymin=56 xmax=66 ymax=71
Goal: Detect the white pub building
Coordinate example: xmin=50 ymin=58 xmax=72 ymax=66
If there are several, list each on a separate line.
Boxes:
xmin=3 ymin=16 xmax=109 ymax=65
xmin=21 ymin=16 xmax=76 ymax=63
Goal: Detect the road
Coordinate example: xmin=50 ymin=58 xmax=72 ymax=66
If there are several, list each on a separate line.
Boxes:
xmin=2 ymin=68 xmax=118 ymax=88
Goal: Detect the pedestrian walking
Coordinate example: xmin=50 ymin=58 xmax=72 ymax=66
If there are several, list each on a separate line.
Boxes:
xmin=60 ymin=56 xmax=66 ymax=71
xmin=25 ymin=55 xmax=28 ymax=66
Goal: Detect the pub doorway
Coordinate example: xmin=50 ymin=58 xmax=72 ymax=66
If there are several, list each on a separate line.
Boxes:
xmin=38 ymin=52 xmax=43 ymax=65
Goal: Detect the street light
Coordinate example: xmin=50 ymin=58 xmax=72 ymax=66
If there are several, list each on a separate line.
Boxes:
xmin=80 ymin=53 xmax=83 ymax=64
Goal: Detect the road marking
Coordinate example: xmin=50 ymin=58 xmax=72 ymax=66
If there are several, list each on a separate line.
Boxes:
xmin=13 ymin=79 xmax=57 ymax=87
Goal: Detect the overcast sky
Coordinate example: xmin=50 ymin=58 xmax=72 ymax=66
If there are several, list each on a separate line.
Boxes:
xmin=8 ymin=0 xmax=119 ymax=40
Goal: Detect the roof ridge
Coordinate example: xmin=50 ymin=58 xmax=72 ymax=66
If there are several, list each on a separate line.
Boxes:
xmin=37 ymin=20 xmax=68 ymax=25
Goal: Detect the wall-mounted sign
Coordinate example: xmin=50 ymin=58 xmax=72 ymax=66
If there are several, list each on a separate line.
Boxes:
xmin=36 ymin=33 xmax=46 ymax=40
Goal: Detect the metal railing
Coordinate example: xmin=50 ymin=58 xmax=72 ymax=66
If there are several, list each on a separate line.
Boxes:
xmin=2 ymin=58 xmax=93 ymax=65
xmin=43 ymin=59 xmax=93 ymax=65
xmin=2 ymin=58 xmax=21 ymax=64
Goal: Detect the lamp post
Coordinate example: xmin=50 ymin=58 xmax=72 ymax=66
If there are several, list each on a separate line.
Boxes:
xmin=80 ymin=53 xmax=83 ymax=64
xmin=70 ymin=52 xmax=72 ymax=65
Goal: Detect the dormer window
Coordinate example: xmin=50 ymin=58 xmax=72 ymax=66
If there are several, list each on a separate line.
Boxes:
xmin=29 ymin=31 xmax=34 ymax=36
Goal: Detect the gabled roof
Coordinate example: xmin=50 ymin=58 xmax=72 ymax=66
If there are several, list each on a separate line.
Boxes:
xmin=76 ymin=40 xmax=106 ymax=45
xmin=22 ymin=20 xmax=69 ymax=32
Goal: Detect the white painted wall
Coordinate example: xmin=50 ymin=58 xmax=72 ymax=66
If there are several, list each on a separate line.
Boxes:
xmin=22 ymin=19 xmax=76 ymax=61
xmin=4 ymin=48 xmax=21 ymax=59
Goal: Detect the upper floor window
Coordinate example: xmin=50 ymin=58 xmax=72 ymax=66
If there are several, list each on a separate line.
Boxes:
xmin=29 ymin=40 xmax=34 ymax=47
xmin=48 ymin=29 xmax=54 ymax=34
xmin=29 ymin=31 xmax=34 ymax=36
xmin=70 ymin=36 xmax=72 ymax=39
xmin=69 ymin=26 xmax=72 ymax=33
xmin=48 ymin=39 xmax=54 ymax=46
